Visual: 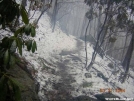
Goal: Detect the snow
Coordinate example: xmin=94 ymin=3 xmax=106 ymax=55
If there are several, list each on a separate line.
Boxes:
xmin=21 ymin=10 xmax=134 ymax=100
xmin=1 ymin=5 xmax=134 ymax=100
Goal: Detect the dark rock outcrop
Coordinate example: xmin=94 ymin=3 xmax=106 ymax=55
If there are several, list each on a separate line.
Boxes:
xmin=95 ymin=93 xmax=124 ymax=101
xmin=69 ymin=95 xmax=98 ymax=101
xmin=8 ymin=56 xmax=40 ymax=101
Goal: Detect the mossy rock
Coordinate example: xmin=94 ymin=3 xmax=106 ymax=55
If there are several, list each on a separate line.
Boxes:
xmin=82 ymin=82 xmax=93 ymax=88
xmin=8 ymin=65 xmax=40 ymax=101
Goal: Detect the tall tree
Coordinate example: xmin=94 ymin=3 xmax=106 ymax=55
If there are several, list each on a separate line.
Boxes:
xmin=85 ymin=0 xmax=134 ymax=83
xmin=85 ymin=0 xmax=111 ymax=70
xmin=121 ymin=33 xmax=134 ymax=83
xmin=52 ymin=0 xmax=58 ymax=32
xmin=84 ymin=4 xmax=93 ymax=68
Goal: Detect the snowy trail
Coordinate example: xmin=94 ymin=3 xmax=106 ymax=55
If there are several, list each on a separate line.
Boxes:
xmin=46 ymin=61 xmax=75 ymax=101
xmin=22 ymin=12 xmax=134 ymax=101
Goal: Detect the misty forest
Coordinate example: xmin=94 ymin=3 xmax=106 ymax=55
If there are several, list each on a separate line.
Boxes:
xmin=0 ymin=0 xmax=134 ymax=101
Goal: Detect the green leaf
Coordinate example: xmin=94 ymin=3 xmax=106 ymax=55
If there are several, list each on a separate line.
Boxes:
xmin=24 ymin=24 xmax=31 ymax=36
xmin=9 ymin=78 xmax=21 ymax=101
xmin=22 ymin=40 xmax=25 ymax=48
xmin=0 ymin=17 xmax=2 ymax=24
xmin=9 ymin=55 xmax=16 ymax=67
xmin=35 ymin=41 xmax=37 ymax=50
xmin=32 ymin=41 xmax=37 ymax=53
xmin=16 ymin=38 xmax=22 ymax=55
xmin=10 ymin=36 xmax=16 ymax=40
xmin=4 ymin=49 xmax=9 ymax=66
xmin=0 ymin=75 xmax=7 ymax=101
xmin=2 ymin=18 xmax=5 ymax=29
xmin=1 ymin=37 xmax=9 ymax=48
xmin=20 ymin=5 xmax=29 ymax=24
xmin=14 ymin=26 xmax=24 ymax=37
xmin=0 ymin=48 xmax=5 ymax=58
xmin=27 ymin=40 xmax=32 ymax=51
xmin=10 ymin=40 xmax=17 ymax=53
xmin=31 ymin=26 xmax=36 ymax=37
xmin=13 ymin=84 xmax=21 ymax=101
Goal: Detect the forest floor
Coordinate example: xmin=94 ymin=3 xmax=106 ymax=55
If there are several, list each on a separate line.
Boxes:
xmin=22 ymin=12 xmax=134 ymax=101
xmin=0 ymin=1 xmax=133 ymax=101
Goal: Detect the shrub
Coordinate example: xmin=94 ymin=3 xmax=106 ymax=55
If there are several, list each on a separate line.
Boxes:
xmin=0 ymin=0 xmax=37 ymax=100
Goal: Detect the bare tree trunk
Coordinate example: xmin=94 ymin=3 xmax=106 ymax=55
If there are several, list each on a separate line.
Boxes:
xmin=85 ymin=20 xmax=90 ymax=68
xmin=121 ymin=33 xmax=134 ymax=83
xmin=93 ymin=18 xmax=96 ymax=38
xmin=122 ymin=34 xmax=134 ymax=68
xmin=85 ymin=4 xmax=93 ymax=68
xmin=121 ymin=32 xmax=128 ymax=61
xmin=86 ymin=1 xmax=110 ymax=70
xmin=28 ymin=0 xmax=33 ymax=16
xmin=36 ymin=7 xmax=49 ymax=24
xmin=104 ymin=39 xmax=108 ymax=52
xmin=97 ymin=9 xmax=101 ymax=38
xmin=36 ymin=0 xmax=52 ymax=24
xmin=52 ymin=0 xmax=58 ymax=32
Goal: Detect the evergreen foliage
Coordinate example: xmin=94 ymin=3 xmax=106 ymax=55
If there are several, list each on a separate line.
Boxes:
xmin=0 ymin=0 xmax=37 ymax=100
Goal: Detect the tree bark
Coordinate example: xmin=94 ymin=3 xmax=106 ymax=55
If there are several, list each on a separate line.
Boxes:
xmin=86 ymin=0 xmax=110 ymax=70
xmin=36 ymin=0 xmax=52 ymax=24
xmin=121 ymin=33 xmax=134 ymax=83
xmin=85 ymin=20 xmax=90 ymax=68
xmin=52 ymin=0 xmax=58 ymax=32
xmin=121 ymin=32 xmax=128 ymax=61
xmin=85 ymin=4 xmax=93 ymax=68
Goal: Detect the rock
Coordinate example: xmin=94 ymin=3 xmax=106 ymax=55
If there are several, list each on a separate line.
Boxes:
xmin=97 ymin=72 xmax=108 ymax=82
xmin=47 ymin=68 xmax=55 ymax=74
xmin=8 ymin=64 xmax=40 ymax=101
xmin=69 ymin=95 xmax=98 ymax=101
xmin=112 ymin=70 xmax=119 ymax=76
xmin=85 ymin=73 xmax=92 ymax=78
xmin=108 ymin=63 xmax=114 ymax=69
xmin=82 ymin=82 xmax=93 ymax=88
xmin=95 ymin=93 xmax=124 ymax=101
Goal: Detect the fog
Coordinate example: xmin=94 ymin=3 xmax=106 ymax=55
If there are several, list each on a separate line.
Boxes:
xmin=45 ymin=0 xmax=134 ymax=67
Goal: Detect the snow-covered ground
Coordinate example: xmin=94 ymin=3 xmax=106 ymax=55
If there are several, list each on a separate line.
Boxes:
xmin=20 ymin=10 xmax=134 ymax=101
xmin=0 ymin=1 xmax=131 ymax=101
xmin=0 ymin=8 xmax=133 ymax=100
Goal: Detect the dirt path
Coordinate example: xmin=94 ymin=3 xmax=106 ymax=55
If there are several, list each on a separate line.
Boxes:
xmin=45 ymin=60 xmax=75 ymax=101
xmin=40 ymin=53 xmax=100 ymax=101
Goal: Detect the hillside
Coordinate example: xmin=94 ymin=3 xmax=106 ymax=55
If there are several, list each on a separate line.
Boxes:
xmin=22 ymin=11 xmax=134 ymax=101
